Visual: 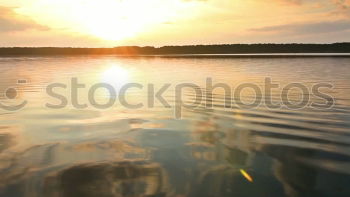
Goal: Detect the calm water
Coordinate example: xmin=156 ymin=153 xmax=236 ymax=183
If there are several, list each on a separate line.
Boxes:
xmin=0 ymin=56 xmax=350 ymax=197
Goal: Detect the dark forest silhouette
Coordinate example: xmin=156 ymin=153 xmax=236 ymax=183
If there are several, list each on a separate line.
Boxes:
xmin=1 ymin=43 xmax=350 ymax=56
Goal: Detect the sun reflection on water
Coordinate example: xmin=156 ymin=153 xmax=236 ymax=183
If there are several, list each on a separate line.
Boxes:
xmin=101 ymin=64 xmax=130 ymax=92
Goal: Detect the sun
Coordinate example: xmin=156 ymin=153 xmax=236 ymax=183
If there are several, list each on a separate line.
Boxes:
xmin=22 ymin=0 xmax=196 ymax=41
xmin=70 ymin=0 xmax=155 ymax=41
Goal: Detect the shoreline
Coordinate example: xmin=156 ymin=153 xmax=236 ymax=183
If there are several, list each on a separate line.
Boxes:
xmin=1 ymin=53 xmax=350 ymax=58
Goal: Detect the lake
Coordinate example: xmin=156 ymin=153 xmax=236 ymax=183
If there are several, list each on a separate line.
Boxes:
xmin=0 ymin=55 xmax=350 ymax=197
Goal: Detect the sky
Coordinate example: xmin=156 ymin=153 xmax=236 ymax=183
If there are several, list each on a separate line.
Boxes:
xmin=0 ymin=0 xmax=350 ymax=47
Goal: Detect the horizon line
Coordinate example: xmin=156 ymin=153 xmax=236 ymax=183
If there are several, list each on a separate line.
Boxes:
xmin=1 ymin=42 xmax=350 ymax=48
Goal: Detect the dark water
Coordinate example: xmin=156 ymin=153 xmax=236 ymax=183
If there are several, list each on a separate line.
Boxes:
xmin=0 ymin=56 xmax=350 ymax=197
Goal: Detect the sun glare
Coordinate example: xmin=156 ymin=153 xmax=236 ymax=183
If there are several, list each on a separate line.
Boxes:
xmin=24 ymin=0 xmax=196 ymax=41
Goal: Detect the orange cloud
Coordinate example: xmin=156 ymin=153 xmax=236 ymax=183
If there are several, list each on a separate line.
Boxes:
xmin=0 ymin=6 xmax=49 ymax=32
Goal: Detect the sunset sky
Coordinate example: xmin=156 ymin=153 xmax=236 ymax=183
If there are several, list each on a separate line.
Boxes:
xmin=1 ymin=0 xmax=350 ymax=47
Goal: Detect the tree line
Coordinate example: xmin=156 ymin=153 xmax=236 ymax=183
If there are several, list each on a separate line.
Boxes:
xmin=0 ymin=43 xmax=350 ymax=55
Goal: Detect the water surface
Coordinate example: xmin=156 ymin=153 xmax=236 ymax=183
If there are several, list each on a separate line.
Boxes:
xmin=0 ymin=56 xmax=350 ymax=197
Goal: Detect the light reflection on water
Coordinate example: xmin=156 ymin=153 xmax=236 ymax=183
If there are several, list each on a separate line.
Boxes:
xmin=0 ymin=56 xmax=350 ymax=197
